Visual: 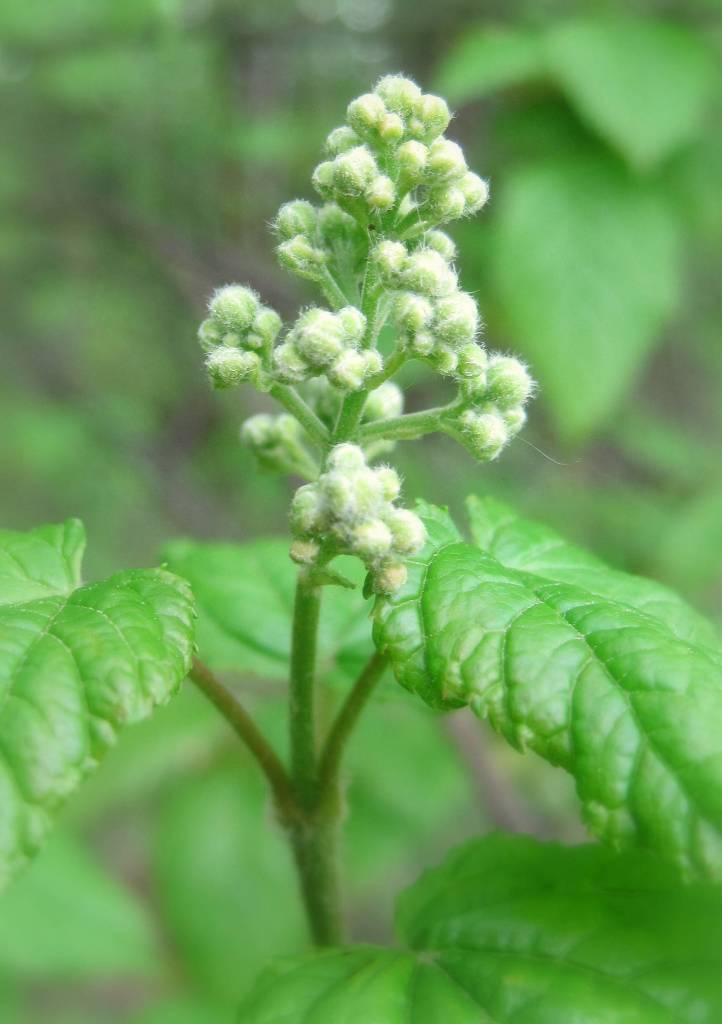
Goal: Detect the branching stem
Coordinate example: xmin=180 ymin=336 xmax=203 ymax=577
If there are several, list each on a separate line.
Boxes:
xmin=270 ymin=384 xmax=329 ymax=446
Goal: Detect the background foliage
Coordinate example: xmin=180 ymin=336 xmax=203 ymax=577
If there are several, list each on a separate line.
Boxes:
xmin=1 ymin=0 xmax=720 ymax=1020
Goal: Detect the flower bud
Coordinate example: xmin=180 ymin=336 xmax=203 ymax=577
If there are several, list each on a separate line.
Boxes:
xmin=409 ymin=330 xmax=435 ymax=356
xmin=402 ymin=248 xmax=457 ymax=297
xmin=322 ymin=471 xmax=357 ymax=520
xmin=429 ymin=186 xmax=466 ymax=222
xmin=290 ymin=483 xmax=326 ymax=535
xmin=373 ymin=240 xmax=408 ymax=283
xmin=347 ymin=93 xmax=386 ymax=136
xmin=274 ymin=200 xmax=317 ymax=240
xmin=317 ymin=203 xmax=363 ymax=248
xmin=294 ymin=308 xmax=346 ymax=367
xmin=426 ymin=139 xmax=467 ymax=183
xmin=433 ymin=291 xmax=479 ymax=346
xmin=277 ymin=234 xmax=327 ymax=278
xmin=457 ymin=343 xmax=488 ymax=381
xmin=206 ymin=348 xmax=260 ymax=389
xmin=503 ymin=406 xmax=527 ymax=437
xmin=208 ymin=285 xmax=259 ymax=334
xmin=240 ymin=413 xmax=276 ymax=448
xmin=432 ymin=345 xmax=459 ymax=375
xmin=394 ymin=291 xmax=434 ymax=332
xmin=272 ymin=341 xmax=309 ymax=384
xmin=486 ymin=355 xmax=534 ymax=409
xmin=383 ymin=507 xmax=426 ymax=556
xmin=460 ymin=172 xmax=489 ymax=214
xmin=250 ymin=306 xmax=282 ymax=347
xmin=425 ymin=230 xmax=456 ymax=261
xmin=312 ymin=160 xmax=336 ymax=197
xmin=374 ymin=560 xmax=408 ymax=594
xmin=338 ymin=305 xmax=366 ymax=343
xmin=415 ymin=93 xmax=451 ymax=140
xmin=327 ymin=349 xmax=376 ymax=390
xmin=375 ymin=75 xmax=421 ymax=116
xmin=396 ymin=140 xmax=428 ymax=185
xmin=366 ymin=174 xmax=396 ymax=211
xmin=459 ymin=409 xmax=509 ymax=461
xmin=333 ymin=146 xmax=378 ymax=197
xmin=364 ymin=381 xmax=404 ymax=421
xmin=325 ymin=126 xmax=361 ymax=156
xmin=351 ymin=519 xmax=393 ymax=562
xmin=352 ymin=467 xmax=384 ymax=517
xmin=197 ymin=317 xmax=223 ymax=352
xmin=327 ymin=443 xmax=366 ymax=473
xmin=290 ymin=539 xmax=320 ymax=565
xmin=378 ymin=111 xmax=405 ymax=143
xmin=375 ymin=465 xmax=401 ymax=501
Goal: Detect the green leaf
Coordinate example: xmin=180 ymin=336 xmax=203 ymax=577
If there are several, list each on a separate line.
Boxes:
xmin=0 ymin=519 xmax=195 ymax=888
xmin=544 ymin=16 xmax=715 ymax=170
xmin=490 ymin=155 xmax=680 ymax=439
xmin=241 ymin=834 xmax=722 ymax=1022
xmin=434 ymin=25 xmax=544 ymax=104
xmin=375 ymin=498 xmax=722 ymax=877
xmin=0 ymin=832 xmax=159 ymax=977
xmin=154 ymin=763 xmax=306 ymax=1003
xmin=163 ymin=538 xmax=372 ymax=684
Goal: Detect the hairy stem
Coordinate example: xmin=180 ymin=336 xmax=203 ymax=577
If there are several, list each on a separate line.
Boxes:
xmin=189 ymin=658 xmax=296 ymax=818
xmin=359 ymin=402 xmax=459 ymax=443
xmin=289 ymin=572 xmax=323 ymax=808
xmin=270 ymin=384 xmax=329 ymax=446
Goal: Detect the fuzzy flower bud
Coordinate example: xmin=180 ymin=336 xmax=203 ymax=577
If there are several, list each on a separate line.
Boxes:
xmin=327 ymin=443 xmax=367 ymax=473
xmin=460 ymin=173 xmax=489 ymax=214
xmin=378 ymin=111 xmax=405 ymax=143
xmin=431 ymin=345 xmax=459 ymax=375
xmin=249 ymin=307 xmax=282 ymax=348
xmin=290 ymin=539 xmax=320 ymax=565
xmin=430 ymin=186 xmax=467 ymax=222
xmin=433 ymin=291 xmax=479 ymax=346
xmin=376 ymin=466 xmax=401 ymax=501
xmin=294 ymin=308 xmax=347 ymax=367
xmin=274 ymin=200 xmax=317 ymax=240
xmin=373 ymin=240 xmax=408 ymax=284
xmin=457 ymin=343 xmax=488 ymax=382
xmin=290 ymin=483 xmax=327 ymax=536
xmin=414 ymin=93 xmax=451 ymax=141
xmin=374 ymin=561 xmax=408 ymax=594
xmin=394 ymin=291 xmax=434 ymax=332
xmin=363 ymin=382 xmax=404 ymax=422
xmin=486 ymin=355 xmax=534 ymax=409
xmin=312 ymin=161 xmax=336 ymax=198
xmin=503 ymin=406 xmax=527 ymax=437
xmin=366 ymin=174 xmax=396 ymax=211
xmin=459 ymin=409 xmax=509 ymax=461
xmin=382 ymin=507 xmax=426 ymax=556
xmin=327 ymin=349 xmax=382 ymax=391
xmin=347 ymin=93 xmax=387 ymax=136
xmin=325 ymin=126 xmax=361 ymax=155
xmin=273 ymin=341 xmax=309 ymax=384
xmin=208 ymin=285 xmax=259 ymax=334
xmin=338 ymin=305 xmax=367 ymax=343
xmin=397 ymin=141 xmax=428 ymax=185
xmin=351 ymin=519 xmax=393 ymax=562
xmin=425 ymin=230 xmax=457 ymax=261
xmin=426 ymin=139 xmax=467 ymax=183
xmin=402 ymin=248 xmax=457 ymax=297
xmin=206 ymin=348 xmax=261 ymax=389
xmin=197 ymin=318 xmax=223 ymax=352
xmin=277 ymin=235 xmax=327 ymax=279
xmin=374 ymin=75 xmax=422 ymax=116
xmin=333 ymin=146 xmax=378 ymax=197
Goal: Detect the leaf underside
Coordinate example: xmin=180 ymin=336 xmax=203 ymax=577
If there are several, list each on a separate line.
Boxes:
xmin=374 ymin=497 xmax=722 ymax=879
xmin=0 ymin=519 xmax=195 ymax=888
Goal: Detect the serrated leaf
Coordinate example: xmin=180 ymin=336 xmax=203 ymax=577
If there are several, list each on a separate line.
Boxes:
xmin=0 ymin=520 xmax=195 ymax=888
xmin=434 ymin=25 xmax=544 ymax=104
xmin=241 ymin=834 xmax=722 ymax=1022
xmin=163 ymin=538 xmax=372 ymax=684
xmin=490 ymin=155 xmax=681 ymax=439
xmin=375 ymin=499 xmax=722 ymax=877
xmin=544 ymin=16 xmax=715 ymax=170
xmin=0 ymin=832 xmax=158 ymax=977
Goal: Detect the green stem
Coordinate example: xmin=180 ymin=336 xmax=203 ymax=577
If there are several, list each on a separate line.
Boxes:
xmin=270 ymin=384 xmax=329 ymax=446
xmin=319 ymin=267 xmax=350 ymax=310
xmin=359 ymin=402 xmax=458 ymax=444
xmin=289 ymin=571 xmax=323 ymax=808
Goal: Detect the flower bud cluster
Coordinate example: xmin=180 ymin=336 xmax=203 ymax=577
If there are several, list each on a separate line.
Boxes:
xmin=273 ymin=306 xmax=381 ymax=391
xmin=274 ymin=200 xmax=366 ymax=283
xmin=310 ymin=75 xmax=488 ymax=228
xmin=240 ymin=413 xmax=314 ymax=475
xmin=198 ymin=285 xmax=281 ymax=390
xmin=289 ymin=444 xmax=425 ymax=593
xmin=451 ymin=353 xmax=535 ymax=461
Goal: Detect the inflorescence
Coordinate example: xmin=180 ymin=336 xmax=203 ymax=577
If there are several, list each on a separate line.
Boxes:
xmin=197 ymin=75 xmax=535 ymax=593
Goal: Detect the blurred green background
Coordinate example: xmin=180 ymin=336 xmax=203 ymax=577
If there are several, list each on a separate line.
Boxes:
xmin=1 ymin=0 xmax=721 ymax=1021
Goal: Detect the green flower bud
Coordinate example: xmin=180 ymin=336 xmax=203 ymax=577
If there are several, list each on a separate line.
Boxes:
xmin=402 ymin=248 xmax=457 ymax=297
xmin=415 ymin=93 xmax=451 ymax=141
xmin=206 ymin=348 xmax=261 ymax=389
xmin=383 ymin=507 xmax=426 ymax=556
xmin=333 ymin=146 xmax=378 ymax=197
xmin=290 ymin=539 xmax=320 ymax=565
xmin=425 ymin=230 xmax=456 ymax=261
xmin=409 ymin=330 xmax=435 ymax=356
xmin=273 ymin=341 xmax=310 ymax=384
xmin=322 ymin=471 xmax=357 ymax=520
xmin=486 ymin=355 xmax=534 ymax=409
xmin=373 ymin=240 xmax=408 ymax=283
xmin=338 ymin=306 xmax=366 ymax=342
xmin=394 ymin=291 xmax=434 ymax=332
xmin=327 ymin=443 xmax=366 ymax=473
xmin=429 ymin=186 xmax=466 ymax=222
xmin=250 ymin=306 xmax=282 ymax=347
xmin=375 ymin=75 xmax=422 ymax=116
xmin=312 ymin=160 xmax=336 ymax=198
xmin=294 ymin=308 xmax=346 ymax=367
xmin=378 ymin=111 xmax=405 ymax=143
xmin=375 ymin=465 xmax=401 ymax=501
xmin=274 ymin=200 xmax=317 ymax=240
xmin=431 ymin=344 xmax=459 ymax=375
xmin=325 ymin=126 xmax=361 ymax=156
xmin=277 ymin=234 xmax=327 ymax=279
xmin=433 ymin=291 xmax=479 ymax=346
xmin=459 ymin=408 xmax=509 ymax=461
xmin=197 ymin=317 xmax=223 ymax=352
xmin=373 ymin=560 xmax=408 ymax=594
xmin=290 ymin=483 xmax=326 ymax=536
xmin=456 ymin=343 xmax=488 ymax=381
xmin=364 ymin=381 xmax=404 ymax=421
xmin=208 ymin=285 xmax=259 ymax=334
xmin=460 ymin=172 xmax=489 ymax=214
xmin=240 ymin=413 xmax=276 ymax=448
xmin=327 ymin=349 xmax=380 ymax=390
xmin=366 ymin=174 xmax=396 ymax=211
xmin=426 ymin=139 xmax=467 ymax=183
xmin=503 ymin=406 xmax=527 ymax=437
xmin=352 ymin=467 xmax=385 ymax=517
xmin=317 ymin=203 xmax=363 ymax=248
xmin=347 ymin=93 xmax=387 ymax=136
xmin=397 ymin=140 xmax=428 ymax=185
xmin=351 ymin=519 xmax=393 ymax=562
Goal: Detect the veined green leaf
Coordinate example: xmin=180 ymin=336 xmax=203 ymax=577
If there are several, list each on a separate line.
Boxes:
xmin=241 ymin=834 xmax=722 ymax=1022
xmin=0 ymin=520 xmax=195 ymax=888
xmin=164 ymin=538 xmax=372 ymax=684
xmin=375 ymin=498 xmax=722 ymax=877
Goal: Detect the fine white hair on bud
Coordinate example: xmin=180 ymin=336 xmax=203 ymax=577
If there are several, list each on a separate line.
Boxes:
xmin=205 ymin=348 xmax=261 ymax=389
xmin=290 ymin=539 xmax=320 ymax=565
xmin=208 ymin=285 xmax=259 ymax=334
xmin=394 ymin=291 xmax=434 ymax=332
xmin=290 ymin=484 xmax=328 ymax=536
xmin=366 ymin=174 xmax=396 ymax=211
xmin=378 ymin=111 xmax=404 ymax=143
xmin=432 ymin=344 xmax=459 ymax=376
xmin=311 ymin=160 xmax=336 ymax=198
xmin=240 ymin=413 xmax=276 ymax=448
xmin=274 ymin=200 xmax=317 ymax=240
xmin=350 ymin=519 xmax=393 ymax=562
xmin=425 ymin=230 xmax=457 ymax=261
xmin=272 ymin=341 xmax=310 ymax=384
xmin=338 ymin=306 xmax=366 ymax=343
xmin=430 ymin=186 xmax=467 ymax=222
xmin=402 ymin=248 xmax=457 ymax=297
xmin=325 ymin=125 xmax=361 ymax=155
xmin=332 ymin=146 xmax=378 ymax=197
xmin=397 ymin=140 xmax=428 ymax=184
xmin=364 ymin=381 xmax=404 ymax=422
xmin=294 ymin=308 xmax=346 ymax=367
xmin=382 ymin=507 xmax=426 ymax=556
xmin=346 ymin=93 xmax=387 ymax=136
xmin=486 ymin=355 xmax=535 ymax=409
xmin=433 ymin=291 xmax=479 ymax=346
xmin=460 ymin=172 xmax=490 ymax=214
xmin=277 ymin=234 xmax=327 ymax=279
xmin=197 ymin=318 xmax=223 ymax=352
xmin=327 ymin=350 xmax=367 ymax=390
xmin=374 ymin=74 xmax=422 ymax=116
xmin=327 ymin=443 xmax=367 ymax=473
xmin=408 ymin=330 xmax=435 ymax=356
xmin=426 ymin=138 xmax=467 ymax=183
xmin=457 ymin=343 xmax=488 ymax=381
xmin=373 ymin=240 xmax=408 ymax=283
xmin=415 ymin=93 xmax=451 ymax=140
xmin=504 ymin=406 xmax=527 ymax=437
xmin=374 ymin=560 xmax=408 ymax=595
xmin=459 ymin=408 xmax=510 ymax=461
